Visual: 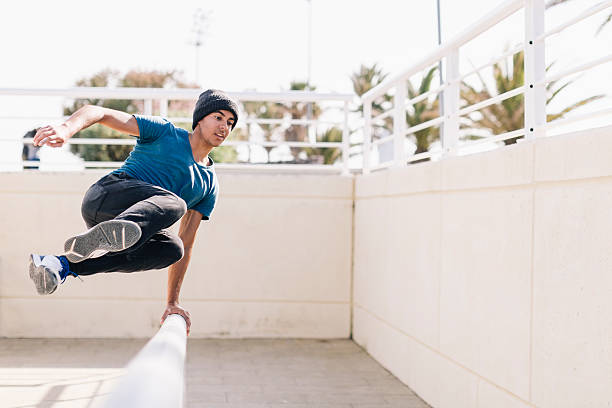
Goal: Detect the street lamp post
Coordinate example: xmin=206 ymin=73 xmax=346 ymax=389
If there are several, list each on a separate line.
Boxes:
xmin=190 ymin=8 xmax=207 ymax=86
xmin=436 ymin=0 xmax=445 ymax=146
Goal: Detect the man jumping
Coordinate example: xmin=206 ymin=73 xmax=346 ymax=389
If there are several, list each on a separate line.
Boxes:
xmin=28 ymin=89 xmax=239 ymax=334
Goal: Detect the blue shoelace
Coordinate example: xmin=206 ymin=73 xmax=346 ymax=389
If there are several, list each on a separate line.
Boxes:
xmin=58 ymin=256 xmax=82 ymax=282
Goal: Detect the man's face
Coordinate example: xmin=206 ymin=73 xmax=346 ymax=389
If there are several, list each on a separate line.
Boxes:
xmin=196 ymin=110 xmax=235 ymax=147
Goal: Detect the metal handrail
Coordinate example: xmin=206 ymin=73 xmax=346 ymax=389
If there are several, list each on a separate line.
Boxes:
xmin=17 ymin=137 xmax=344 ymax=149
xmin=360 ymin=0 xmax=612 ymax=173
xmin=1 ymin=87 xmax=354 ymax=173
xmin=538 ymin=54 xmax=612 ymax=84
xmin=536 ymin=0 xmax=612 ymax=41
xmin=361 ymin=0 xmax=524 ymax=102
xmin=457 ymin=86 xmax=526 ymax=117
xmin=101 ymin=314 xmax=187 ymax=408
xmin=0 ymin=87 xmax=353 ymax=102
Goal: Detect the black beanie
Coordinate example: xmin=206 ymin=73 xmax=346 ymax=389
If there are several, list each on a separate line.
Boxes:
xmin=192 ymin=89 xmax=239 ymax=131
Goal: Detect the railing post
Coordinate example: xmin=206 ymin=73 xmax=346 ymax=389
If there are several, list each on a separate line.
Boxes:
xmin=160 ymin=98 xmax=168 ymax=118
xmin=102 ymin=314 xmax=187 ymax=408
xmin=363 ymin=100 xmax=372 ymax=174
xmin=341 ymin=101 xmax=350 ymax=175
xmin=393 ymin=82 xmax=407 ymax=167
xmin=524 ymin=0 xmax=546 ymax=139
xmin=442 ymin=50 xmax=460 ymax=155
xmin=144 ymin=99 xmax=153 ymax=116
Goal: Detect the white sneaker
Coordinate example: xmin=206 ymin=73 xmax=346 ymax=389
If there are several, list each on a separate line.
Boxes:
xmin=63 ymin=220 xmax=142 ymax=263
xmin=28 ymin=254 xmax=62 ymax=295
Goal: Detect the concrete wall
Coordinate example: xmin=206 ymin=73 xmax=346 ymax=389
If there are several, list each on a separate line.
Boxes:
xmin=0 ymin=172 xmax=353 ymax=338
xmin=352 ymin=125 xmax=612 ymax=408
xmin=1 ymin=126 xmax=610 ymax=408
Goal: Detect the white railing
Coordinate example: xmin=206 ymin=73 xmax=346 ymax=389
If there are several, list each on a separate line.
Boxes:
xmin=1 ymin=0 xmax=610 ymax=175
xmin=0 ymin=88 xmax=355 ymax=174
xmin=102 ymin=314 xmax=187 ymax=408
xmin=360 ymin=0 xmax=612 ymax=173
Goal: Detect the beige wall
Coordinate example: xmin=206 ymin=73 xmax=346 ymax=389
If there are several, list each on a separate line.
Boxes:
xmin=1 ymin=127 xmax=610 ymax=408
xmin=0 ymin=172 xmax=353 ymax=339
xmin=353 ymin=125 xmax=612 ymax=408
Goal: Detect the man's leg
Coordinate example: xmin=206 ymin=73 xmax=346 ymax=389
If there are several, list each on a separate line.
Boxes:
xmin=65 ymin=172 xmax=187 ymax=262
xmin=29 ymin=173 xmax=187 ymax=294
xmin=69 ymin=230 xmax=184 ymax=275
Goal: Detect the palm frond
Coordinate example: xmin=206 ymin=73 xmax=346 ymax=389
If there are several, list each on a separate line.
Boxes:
xmin=596 ymin=12 xmax=612 ymax=35
xmin=547 ymin=94 xmax=605 ymax=121
xmin=547 ymin=81 xmax=571 ymax=104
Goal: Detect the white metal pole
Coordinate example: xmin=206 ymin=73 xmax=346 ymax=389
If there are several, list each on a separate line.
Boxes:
xmin=442 ymin=49 xmax=459 ymax=155
xmin=393 ymin=82 xmax=407 ymax=167
xmin=436 ymin=0 xmax=445 ymax=126
xmin=363 ymin=101 xmax=372 ymax=174
xmin=524 ymin=0 xmax=546 ymax=139
xmin=160 ymin=98 xmax=168 ymax=118
xmin=102 ymin=314 xmax=187 ymax=408
xmin=144 ymin=99 xmax=153 ymax=116
xmin=341 ymin=101 xmax=350 ymax=175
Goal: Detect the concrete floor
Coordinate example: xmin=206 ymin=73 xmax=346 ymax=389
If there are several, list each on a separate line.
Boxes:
xmin=0 ymin=338 xmax=430 ymax=408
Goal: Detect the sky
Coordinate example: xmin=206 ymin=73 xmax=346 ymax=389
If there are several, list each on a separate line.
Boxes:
xmin=0 ymin=0 xmax=610 ymax=136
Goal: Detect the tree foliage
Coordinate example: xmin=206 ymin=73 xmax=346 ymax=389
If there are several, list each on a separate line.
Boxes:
xmin=351 ymin=63 xmax=440 ymax=157
xmin=240 ymin=81 xmax=324 ymax=163
xmin=461 ymin=51 xmax=603 ymax=144
xmin=64 ymin=69 xmax=238 ymax=163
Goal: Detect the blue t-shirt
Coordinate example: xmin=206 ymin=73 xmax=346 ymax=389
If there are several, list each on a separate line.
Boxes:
xmin=112 ymin=115 xmax=218 ymax=220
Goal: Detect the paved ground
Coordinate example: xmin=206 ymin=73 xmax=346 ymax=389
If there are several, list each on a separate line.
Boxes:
xmin=0 ymin=338 xmax=430 ymax=408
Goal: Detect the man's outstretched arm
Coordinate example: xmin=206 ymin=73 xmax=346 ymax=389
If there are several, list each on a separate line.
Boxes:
xmin=161 ymin=209 xmax=203 ymax=335
xmin=33 ymin=105 xmax=139 ymax=147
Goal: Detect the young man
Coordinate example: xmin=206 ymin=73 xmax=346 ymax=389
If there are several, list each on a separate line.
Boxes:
xmin=28 ymin=89 xmax=239 ymax=334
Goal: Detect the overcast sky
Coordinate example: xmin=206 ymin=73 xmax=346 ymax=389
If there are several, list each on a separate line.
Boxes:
xmin=0 ymin=0 xmax=610 ymax=130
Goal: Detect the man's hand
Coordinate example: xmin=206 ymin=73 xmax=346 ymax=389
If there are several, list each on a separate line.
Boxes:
xmin=161 ymin=303 xmax=191 ymax=335
xmin=33 ymin=124 xmax=71 ymax=147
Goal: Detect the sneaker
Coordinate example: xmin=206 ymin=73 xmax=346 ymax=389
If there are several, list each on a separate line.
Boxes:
xmin=28 ymin=254 xmax=72 ymax=295
xmin=63 ymin=220 xmax=142 ymax=263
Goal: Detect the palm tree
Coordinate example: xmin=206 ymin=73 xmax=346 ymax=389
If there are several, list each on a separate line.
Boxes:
xmin=303 ymin=127 xmax=343 ymax=165
xmin=406 ymin=66 xmax=440 ymax=155
xmin=351 ymin=63 xmax=441 ymax=158
xmin=277 ymin=81 xmax=321 ymax=163
xmin=241 ymin=98 xmax=283 ymax=162
xmin=65 ymin=69 xmax=206 ymax=162
xmin=461 ymin=50 xmax=604 ymax=145
xmin=350 ymin=63 xmax=391 ymax=129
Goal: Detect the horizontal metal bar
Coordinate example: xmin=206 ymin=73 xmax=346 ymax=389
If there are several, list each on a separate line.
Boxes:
xmin=458 ymin=86 xmax=525 ymax=116
xmin=539 ymin=54 xmax=612 ymax=84
xmin=371 ymin=109 xmax=394 ymax=124
xmin=224 ymin=141 xmax=343 ymax=148
xmin=542 ymin=107 xmax=612 ymax=129
xmin=405 ymin=116 xmax=444 ymax=135
xmin=406 ymin=85 xmax=445 ymax=107
xmin=17 ymin=137 xmax=343 ymax=149
xmin=537 ymin=0 xmax=612 ymax=41
xmin=459 ymin=43 xmax=524 ymax=82
xmin=215 ymin=163 xmax=343 ymax=172
xmin=21 ymin=161 xmax=348 ymax=172
xmin=242 ymin=118 xmax=342 ymax=126
xmin=24 ymin=160 xmax=124 ymax=169
xmin=406 ymin=150 xmax=435 ymax=163
xmin=372 ymin=134 xmax=395 ymax=146
xmin=362 ymin=0 xmax=523 ymax=102
xmin=102 ymin=314 xmax=187 ymax=408
xmin=0 ymin=87 xmax=354 ymax=102
xmin=461 ymin=128 xmax=525 ymax=147
xmin=18 ymin=137 xmax=137 ymax=146
xmin=0 ymin=115 xmax=342 ymax=129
